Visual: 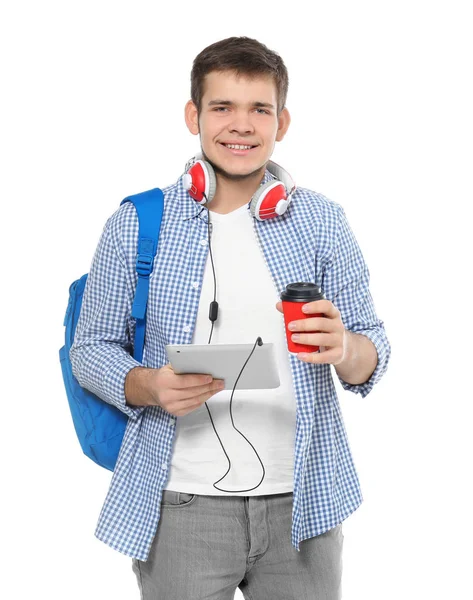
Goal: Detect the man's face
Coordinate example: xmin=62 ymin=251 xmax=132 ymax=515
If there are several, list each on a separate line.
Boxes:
xmin=186 ymin=70 xmax=290 ymax=181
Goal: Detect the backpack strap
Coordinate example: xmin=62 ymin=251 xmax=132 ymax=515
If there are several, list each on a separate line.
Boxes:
xmin=120 ymin=188 xmax=164 ymax=363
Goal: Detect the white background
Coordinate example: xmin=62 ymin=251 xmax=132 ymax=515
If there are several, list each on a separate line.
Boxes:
xmin=1 ymin=1 xmax=472 ymax=598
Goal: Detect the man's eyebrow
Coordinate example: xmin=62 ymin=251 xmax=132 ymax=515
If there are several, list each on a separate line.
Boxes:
xmin=208 ymin=99 xmax=275 ymax=109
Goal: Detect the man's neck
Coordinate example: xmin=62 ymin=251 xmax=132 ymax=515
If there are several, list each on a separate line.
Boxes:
xmin=208 ymin=169 xmax=266 ymax=215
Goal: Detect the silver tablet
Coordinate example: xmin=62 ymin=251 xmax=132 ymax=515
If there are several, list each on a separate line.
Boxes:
xmin=165 ymin=342 xmax=280 ymax=390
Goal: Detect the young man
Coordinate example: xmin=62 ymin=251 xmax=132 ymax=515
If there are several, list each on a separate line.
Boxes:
xmin=70 ymin=37 xmax=391 ymax=599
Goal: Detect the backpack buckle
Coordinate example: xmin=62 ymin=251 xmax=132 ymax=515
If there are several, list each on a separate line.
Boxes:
xmin=135 ymin=238 xmax=155 ymax=276
xmin=136 ymin=253 xmax=154 ymax=276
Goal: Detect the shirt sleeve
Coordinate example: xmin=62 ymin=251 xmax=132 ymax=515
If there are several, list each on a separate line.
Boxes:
xmin=322 ymin=204 xmax=391 ymax=398
xmin=69 ymin=208 xmax=146 ymax=419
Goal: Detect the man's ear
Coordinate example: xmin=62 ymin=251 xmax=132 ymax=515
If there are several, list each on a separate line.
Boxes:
xmin=185 ymin=100 xmax=199 ymax=135
xmin=276 ymin=107 xmax=291 ymax=142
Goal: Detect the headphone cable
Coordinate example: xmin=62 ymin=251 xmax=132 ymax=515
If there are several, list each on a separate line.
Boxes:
xmin=201 ymin=194 xmax=265 ymax=493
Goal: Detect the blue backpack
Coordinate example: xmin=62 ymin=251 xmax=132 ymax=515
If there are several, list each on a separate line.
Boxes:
xmin=59 ymin=188 xmax=164 ymax=471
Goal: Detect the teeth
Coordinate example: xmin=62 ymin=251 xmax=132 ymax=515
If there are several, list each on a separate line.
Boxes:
xmin=224 ymin=144 xmax=253 ymax=150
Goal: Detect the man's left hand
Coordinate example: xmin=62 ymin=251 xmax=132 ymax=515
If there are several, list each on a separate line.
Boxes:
xmin=275 ymin=299 xmax=348 ymax=365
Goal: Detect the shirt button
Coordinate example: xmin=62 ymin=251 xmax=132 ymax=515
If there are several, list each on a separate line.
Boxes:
xmin=200 ymin=239 xmax=208 ymax=246
xmin=161 ymin=463 xmax=167 ymax=471
xmin=183 ymin=325 xmax=191 ymax=333
xmin=191 ymin=282 xmax=199 ymax=289
xmin=169 ymin=418 xmax=176 ymax=426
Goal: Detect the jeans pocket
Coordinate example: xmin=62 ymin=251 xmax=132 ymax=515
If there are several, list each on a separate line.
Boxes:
xmin=161 ymin=489 xmax=197 ymax=508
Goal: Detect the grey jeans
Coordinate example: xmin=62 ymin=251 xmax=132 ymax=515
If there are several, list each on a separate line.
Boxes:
xmin=132 ymin=490 xmax=343 ymax=600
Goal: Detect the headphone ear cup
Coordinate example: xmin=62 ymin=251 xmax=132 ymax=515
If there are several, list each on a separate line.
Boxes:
xmin=184 ymin=159 xmax=217 ymax=204
xmin=204 ymin=161 xmax=217 ymax=203
xmin=250 ymin=181 xmax=288 ymax=220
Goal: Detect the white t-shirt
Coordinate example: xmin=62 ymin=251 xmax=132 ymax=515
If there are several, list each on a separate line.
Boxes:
xmin=165 ymin=204 xmax=297 ymax=495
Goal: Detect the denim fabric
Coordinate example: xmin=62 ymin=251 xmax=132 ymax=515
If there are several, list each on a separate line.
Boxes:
xmin=132 ymin=489 xmax=343 ymax=600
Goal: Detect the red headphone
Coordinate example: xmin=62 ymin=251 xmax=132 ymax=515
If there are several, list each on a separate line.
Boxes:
xmin=182 ymin=153 xmax=297 ymax=221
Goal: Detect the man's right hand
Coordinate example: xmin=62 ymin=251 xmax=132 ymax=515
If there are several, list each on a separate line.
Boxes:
xmin=125 ymin=364 xmax=225 ymax=416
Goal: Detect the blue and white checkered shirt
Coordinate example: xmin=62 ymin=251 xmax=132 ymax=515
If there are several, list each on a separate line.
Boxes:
xmin=70 ymin=168 xmax=391 ymax=561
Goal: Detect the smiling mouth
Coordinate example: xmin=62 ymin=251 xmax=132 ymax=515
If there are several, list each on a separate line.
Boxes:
xmin=219 ymin=143 xmax=258 ymax=154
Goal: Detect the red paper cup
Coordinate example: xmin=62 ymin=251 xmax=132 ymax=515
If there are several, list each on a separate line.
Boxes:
xmin=282 ymin=302 xmax=323 ymax=354
xmin=280 ymin=282 xmax=325 ymax=355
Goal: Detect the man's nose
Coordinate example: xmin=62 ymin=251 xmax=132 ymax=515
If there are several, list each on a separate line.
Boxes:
xmin=228 ymin=111 xmax=255 ymax=134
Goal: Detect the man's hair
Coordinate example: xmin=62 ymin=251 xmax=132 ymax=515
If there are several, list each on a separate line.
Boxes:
xmin=190 ymin=36 xmax=289 ymax=117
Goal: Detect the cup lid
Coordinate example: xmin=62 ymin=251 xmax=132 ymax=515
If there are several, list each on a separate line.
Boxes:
xmin=280 ymin=282 xmax=324 ymax=302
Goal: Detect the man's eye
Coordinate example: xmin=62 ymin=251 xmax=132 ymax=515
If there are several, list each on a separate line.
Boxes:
xmin=214 ymin=107 xmax=228 ymax=112
xmin=255 ymin=108 xmax=269 ymax=114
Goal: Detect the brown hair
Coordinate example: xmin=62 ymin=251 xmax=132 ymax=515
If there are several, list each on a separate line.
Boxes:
xmin=190 ymin=36 xmax=289 ymax=117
